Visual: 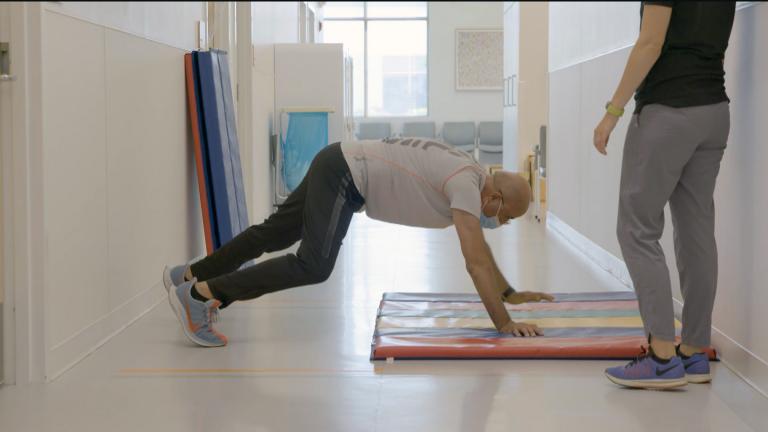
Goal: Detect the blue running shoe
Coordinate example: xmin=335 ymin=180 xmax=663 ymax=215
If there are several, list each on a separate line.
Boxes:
xmin=168 ymin=279 xmax=228 ymax=347
xmin=163 ymin=264 xmax=190 ymax=293
xmin=681 ymin=351 xmax=711 ymax=383
xmin=605 ymin=348 xmax=687 ymax=389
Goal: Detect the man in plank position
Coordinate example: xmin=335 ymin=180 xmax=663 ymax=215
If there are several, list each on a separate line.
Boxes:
xmin=164 ymin=138 xmax=553 ymax=347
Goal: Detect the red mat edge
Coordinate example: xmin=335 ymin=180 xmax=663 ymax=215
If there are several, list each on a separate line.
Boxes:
xmin=184 ymin=53 xmax=214 ymax=255
xmin=371 ymin=336 xmax=718 ymax=361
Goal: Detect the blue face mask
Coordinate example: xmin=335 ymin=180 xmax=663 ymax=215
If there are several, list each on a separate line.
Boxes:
xmin=480 ymin=213 xmax=501 ymax=229
xmin=480 ymin=195 xmax=503 ymax=229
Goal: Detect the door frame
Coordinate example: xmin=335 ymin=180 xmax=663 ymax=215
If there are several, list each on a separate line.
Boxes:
xmin=1 ymin=1 xmax=47 ymax=385
xmin=0 ymin=0 xmax=8 ymax=386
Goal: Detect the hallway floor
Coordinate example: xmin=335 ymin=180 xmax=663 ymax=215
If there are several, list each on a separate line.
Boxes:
xmin=1 ymin=215 xmax=766 ymax=431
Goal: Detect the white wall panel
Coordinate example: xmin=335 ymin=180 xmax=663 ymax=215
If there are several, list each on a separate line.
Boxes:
xmin=712 ymin=2 xmax=768 ymax=366
xmin=39 ymin=4 xmax=205 ymax=379
xmin=549 ymin=2 xmax=639 ymax=72
xmin=43 ymin=2 xmax=204 ymax=51
xmin=547 ymin=66 xmax=582 ymax=231
xmin=42 ymin=12 xmax=109 ymax=350
xmin=104 ymin=29 xmax=202 ymax=309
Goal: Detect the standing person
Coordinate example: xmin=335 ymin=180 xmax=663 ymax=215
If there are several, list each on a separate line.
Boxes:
xmin=164 ymin=138 xmax=553 ymax=347
xmin=594 ymin=2 xmax=736 ymax=389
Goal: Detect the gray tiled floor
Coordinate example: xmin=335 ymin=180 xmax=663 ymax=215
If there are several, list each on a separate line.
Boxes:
xmin=0 ymin=215 xmax=766 ymax=431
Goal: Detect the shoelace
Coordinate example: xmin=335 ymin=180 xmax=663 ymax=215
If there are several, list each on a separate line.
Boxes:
xmin=207 ymin=306 xmax=220 ymax=324
xmin=189 ymin=277 xmax=219 ymax=325
xmin=626 ymin=346 xmax=650 ymax=368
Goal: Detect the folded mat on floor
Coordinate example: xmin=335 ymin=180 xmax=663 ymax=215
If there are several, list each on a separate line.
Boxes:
xmin=371 ymin=292 xmax=717 ymax=360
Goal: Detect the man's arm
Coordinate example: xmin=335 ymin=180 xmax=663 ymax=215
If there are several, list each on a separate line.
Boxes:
xmin=489 ymin=255 xmax=555 ymax=304
xmin=488 ymin=254 xmax=512 ymax=297
xmin=452 ymin=209 xmax=542 ymax=336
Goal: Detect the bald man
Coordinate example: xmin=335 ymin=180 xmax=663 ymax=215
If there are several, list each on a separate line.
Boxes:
xmin=164 ymin=138 xmax=553 ymax=347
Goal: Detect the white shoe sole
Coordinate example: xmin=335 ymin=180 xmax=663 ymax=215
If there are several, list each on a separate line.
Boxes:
xmin=686 ymin=373 xmax=712 ymax=384
xmin=605 ymin=373 xmax=688 ymax=389
xmin=168 ymin=287 xmax=224 ymax=348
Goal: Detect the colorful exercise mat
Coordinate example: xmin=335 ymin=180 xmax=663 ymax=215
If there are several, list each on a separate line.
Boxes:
xmin=371 ymin=291 xmax=718 ymax=360
xmin=184 ymin=50 xmax=249 ymax=254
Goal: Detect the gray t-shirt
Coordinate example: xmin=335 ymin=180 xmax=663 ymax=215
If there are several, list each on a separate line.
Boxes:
xmin=341 ymin=138 xmax=487 ymax=228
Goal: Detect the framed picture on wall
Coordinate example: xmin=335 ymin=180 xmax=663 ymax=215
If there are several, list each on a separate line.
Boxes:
xmin=455 ymin=28 xmax=503 ymax=91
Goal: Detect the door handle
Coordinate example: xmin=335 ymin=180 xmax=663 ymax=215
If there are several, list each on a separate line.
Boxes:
xmin=0 ymin=42 xmax=15 ymax=82
xmin=503 ymin=77 xmax=509 ymax=107
xmin=509 ymin=75 xmax=516 ymax=107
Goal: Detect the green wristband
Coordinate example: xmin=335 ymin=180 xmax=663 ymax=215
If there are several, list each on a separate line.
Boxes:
xmin=605 ymin=101 xmax=624 ymax=117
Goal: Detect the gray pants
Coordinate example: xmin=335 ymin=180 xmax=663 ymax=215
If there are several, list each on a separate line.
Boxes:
xmin=617 ymin=102 xmax=730 ymax=348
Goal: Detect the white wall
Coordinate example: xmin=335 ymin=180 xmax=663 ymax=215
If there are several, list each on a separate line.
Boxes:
xmin=548 ymin=2 xmax=639 ymax=72
xmin=356 ymin=2 xmax=503 ymax=137
xmin=35 ymin=2 xmax=206 ymax=380
xmin=547 ymin=1 xmax=638 ymax=262
xmin=7 ymin=0 xmax=301 ymax=382
xmin=42 ymin=2 xmax=204 ymax=51
xmin=547 ymin=2 xmax=768 ymax=395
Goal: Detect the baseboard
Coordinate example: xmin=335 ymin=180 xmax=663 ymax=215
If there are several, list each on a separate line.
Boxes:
xmin=546 ymin=212 xmax=632 ymax=288
xmin=46 ymin=282 xmax=166 ymax=382
xmin=547 ymin=211 xmax=768 ymax=398
xmin=672 ymin=298 xmax=768 ymax=399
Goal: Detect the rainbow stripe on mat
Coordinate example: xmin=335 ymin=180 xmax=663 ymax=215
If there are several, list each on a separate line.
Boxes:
xmin=371 ymin=292 xmax=717 ymax=360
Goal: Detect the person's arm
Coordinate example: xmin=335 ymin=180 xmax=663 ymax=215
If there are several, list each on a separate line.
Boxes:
xmin=452 ymin=209 xmax=542 ymax=336
xmin=594 ymin=4 xmax=672 ymax=155
xmin=487 ymin=254 xmax=554 ymax=304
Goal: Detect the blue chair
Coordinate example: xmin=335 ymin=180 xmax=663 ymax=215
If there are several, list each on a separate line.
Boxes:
xmin=402 ymin=121 xmax=436 ymax=138
xmin=478 ymin=121 xmax=503 ymax=166
xmin=357 ymin=122 xmax=392 ymax=140
xmin=441 ymin=122 xmax=477 ymax=157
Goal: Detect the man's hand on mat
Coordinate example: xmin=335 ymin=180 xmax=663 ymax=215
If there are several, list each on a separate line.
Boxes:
xmin=504 ymin=291 xmax=555 ymax=305
xmin=499 ymin=321 xmax=543 ymax=337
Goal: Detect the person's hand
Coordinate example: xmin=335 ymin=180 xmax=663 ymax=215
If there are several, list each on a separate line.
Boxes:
xmin=499 ymin=321 xmax=543 ymax=337
xmin=504 ymin=291 xmax=555 ymax=305
xmin=593 ymin=113 xmax=620 ymax=155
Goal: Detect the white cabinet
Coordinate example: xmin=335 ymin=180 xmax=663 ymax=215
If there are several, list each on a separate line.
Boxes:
xmin=502 ymin=2 xmax=520 ymax=171
xmin=273 ymin=43 xmax=349 ymax=204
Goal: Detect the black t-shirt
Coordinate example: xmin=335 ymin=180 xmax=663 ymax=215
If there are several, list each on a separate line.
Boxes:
xmin=634 ymin=1 xmax=736 ymax=114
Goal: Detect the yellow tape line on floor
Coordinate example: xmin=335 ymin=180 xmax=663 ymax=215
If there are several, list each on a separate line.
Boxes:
xmin=118 ymin=367 xmax=380 ymax=376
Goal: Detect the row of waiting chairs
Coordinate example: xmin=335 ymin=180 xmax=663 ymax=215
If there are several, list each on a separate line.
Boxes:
xmin=356 ymin=121 xmax=502 ymax=165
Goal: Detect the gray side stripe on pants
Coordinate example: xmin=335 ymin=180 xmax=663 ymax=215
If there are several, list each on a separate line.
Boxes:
xmin=322 ymin=175 xmax=349 ymax=258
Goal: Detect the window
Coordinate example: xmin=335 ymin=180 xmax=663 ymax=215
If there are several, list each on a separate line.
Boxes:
xmin=323 ymin=2 xmax=428 ymax=117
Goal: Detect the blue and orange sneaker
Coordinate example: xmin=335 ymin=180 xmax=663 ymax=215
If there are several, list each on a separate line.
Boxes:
xmin=163 ymin=264 xmax=191 ymax=294
xmin=168 ymin=279 xmax=228 ymax=347
xmin=605 ymin=347 xmax=687 ymax=389
xmin=680 ymin=350 xmax=711 ymax=383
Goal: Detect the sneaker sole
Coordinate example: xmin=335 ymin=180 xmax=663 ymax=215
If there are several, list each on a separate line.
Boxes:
xmin=605 ymin=372 xmax=688 ymax=389
xmin=168 ymin=287 xmax=225 ymax=348
xmin=686 ymin=373 xmax=712 ymax=384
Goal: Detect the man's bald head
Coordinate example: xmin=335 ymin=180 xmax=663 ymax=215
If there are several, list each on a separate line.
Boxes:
xmin=492 ymin=171 xmax=531 ymax=220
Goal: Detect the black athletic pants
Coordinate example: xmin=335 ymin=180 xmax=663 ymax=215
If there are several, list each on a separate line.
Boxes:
xmin=189 ymin=143 xmax=364 ymax=307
